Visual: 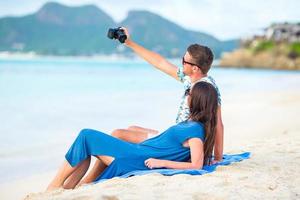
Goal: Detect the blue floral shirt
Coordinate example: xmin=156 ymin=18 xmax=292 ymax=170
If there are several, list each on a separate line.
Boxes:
xmin=176 ymin=66 xmax=222 ymax=123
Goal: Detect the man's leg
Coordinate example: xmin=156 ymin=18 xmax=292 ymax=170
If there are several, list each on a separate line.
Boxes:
xmin=112 ymin=126 xmax=159 ymax=143
xmin=111 ymin=129 xmax=149 ymax=143
xmin=127 ymin=126 xmax=159 ymax=135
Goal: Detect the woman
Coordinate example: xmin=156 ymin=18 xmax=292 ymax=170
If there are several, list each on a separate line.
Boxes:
xmin=46 ymin=81 xmax=218 ymax=191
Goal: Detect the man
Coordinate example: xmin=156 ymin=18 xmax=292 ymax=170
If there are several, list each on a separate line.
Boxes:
xmin=73 ymin=27 xmax=224 ymax=186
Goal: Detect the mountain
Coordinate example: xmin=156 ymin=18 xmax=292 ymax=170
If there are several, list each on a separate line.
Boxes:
xmin=120 ymin=10 xmax=225 ymax=57
xmin=0 ymin=2 xmax=117 ymax=55
xmin=0 ymin=2 xmax=238 ymax=57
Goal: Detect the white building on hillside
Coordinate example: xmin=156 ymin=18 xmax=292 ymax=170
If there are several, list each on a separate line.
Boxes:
xmin=265 ymin=23 xmax=300 ymax=42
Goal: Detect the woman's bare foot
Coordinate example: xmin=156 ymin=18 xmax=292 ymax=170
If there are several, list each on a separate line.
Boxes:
xmin=46 ymin=183 xmax=63 ymax=192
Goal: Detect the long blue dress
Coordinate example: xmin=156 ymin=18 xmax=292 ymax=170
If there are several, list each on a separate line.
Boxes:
xmin=65 ymin=121 xmax=205 ymax=182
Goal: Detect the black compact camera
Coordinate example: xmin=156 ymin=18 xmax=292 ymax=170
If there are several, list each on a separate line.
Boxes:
xmin=107 ymin=27 xmax=127 ymax=43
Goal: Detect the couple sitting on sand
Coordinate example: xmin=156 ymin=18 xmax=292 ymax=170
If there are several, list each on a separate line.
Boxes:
xmin=47 ymin=28 xmax=224 ymax=191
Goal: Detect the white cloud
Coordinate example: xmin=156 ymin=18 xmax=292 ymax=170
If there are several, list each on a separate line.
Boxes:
xmin=0 ymin=0 xmax=299 ymax=40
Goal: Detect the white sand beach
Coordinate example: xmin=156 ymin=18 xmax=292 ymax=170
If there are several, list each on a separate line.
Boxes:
xmin=1 ymin=90 xmax=299 ymax=200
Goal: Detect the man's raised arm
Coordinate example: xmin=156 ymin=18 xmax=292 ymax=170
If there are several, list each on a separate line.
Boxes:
xmin=122 ymin=27 xmax=180 ymax=81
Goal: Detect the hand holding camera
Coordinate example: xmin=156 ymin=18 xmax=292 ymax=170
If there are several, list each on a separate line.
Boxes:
xmin=107 ymin=27 xmax=130 ymax=44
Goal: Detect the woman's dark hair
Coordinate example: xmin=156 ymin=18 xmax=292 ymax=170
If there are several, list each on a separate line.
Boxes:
xmin=188 ymin=81 xmax=218 ymax=165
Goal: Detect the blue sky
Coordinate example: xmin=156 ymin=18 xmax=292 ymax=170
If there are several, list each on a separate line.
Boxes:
xmin=0 ymin=0 xmax=299 ymax=40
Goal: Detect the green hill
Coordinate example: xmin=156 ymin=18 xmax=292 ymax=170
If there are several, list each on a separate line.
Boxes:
xmin=0 ymin=2 xmax=117 ymax=55
xmin=0 ymin=2 xmax=238 ymax=57
xmin=120 ymin=10 xmax=227 ymax=57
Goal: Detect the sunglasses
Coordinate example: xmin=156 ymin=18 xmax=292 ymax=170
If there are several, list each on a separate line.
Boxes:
xmin=182 ymin=57 xmax=199 ymax=67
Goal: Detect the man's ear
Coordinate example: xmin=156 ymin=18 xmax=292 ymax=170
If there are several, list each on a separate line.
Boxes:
xmin=195 ymin=66 xmax=204 ymax=74
xmin=192 ymin=66 xmax=200 ymax=72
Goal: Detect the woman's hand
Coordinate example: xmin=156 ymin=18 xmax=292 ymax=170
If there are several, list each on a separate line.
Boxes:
xmin=144 ymin=158 xmax=165 ymax=169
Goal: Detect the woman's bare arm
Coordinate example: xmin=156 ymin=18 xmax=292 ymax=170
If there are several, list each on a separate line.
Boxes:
xmin=145 ymin=138 xmax=204 ymax=169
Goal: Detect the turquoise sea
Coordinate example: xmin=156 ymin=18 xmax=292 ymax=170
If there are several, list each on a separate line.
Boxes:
xmin=0 ymin=57 xmax=300 ymax=183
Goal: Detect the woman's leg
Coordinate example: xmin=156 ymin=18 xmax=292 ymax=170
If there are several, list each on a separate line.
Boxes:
xmin=63 ymin=157 xmax=91 ymax=189
xmin=79 ymin=155 xmax=114 ymax=185
xmin=81 ymin=128 xmax=154 ymax=184
xmin=77 ymin=158 xmax=107 ymax=186
xmin=46 ymin=158 xmax=90 ymax=191
xmin=47 ymin=155 xmax=114 ymax=191
xmin=47 ymin=129 xmax=121 ymax=191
